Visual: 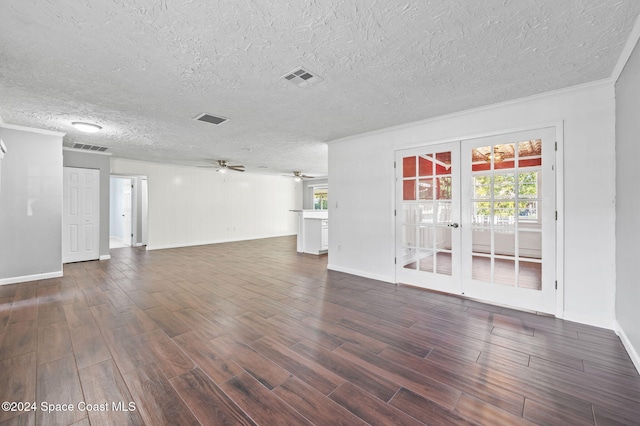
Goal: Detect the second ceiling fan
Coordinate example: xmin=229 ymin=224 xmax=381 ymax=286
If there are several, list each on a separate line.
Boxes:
xmin=198 ymin=160 xmax=245 ymax=173
xmin=284 ymin=171 xmax=314 ymax=181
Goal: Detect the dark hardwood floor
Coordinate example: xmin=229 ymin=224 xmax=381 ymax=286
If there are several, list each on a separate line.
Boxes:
xmin=0 ymin=235 xmax=639 ymax=425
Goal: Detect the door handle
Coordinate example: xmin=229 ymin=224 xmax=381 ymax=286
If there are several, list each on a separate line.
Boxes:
xmin=447 ymin=223 xmax=459 ymax=228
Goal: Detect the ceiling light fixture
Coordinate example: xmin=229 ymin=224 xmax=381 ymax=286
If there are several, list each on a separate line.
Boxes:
xmin=485 ymin=147 xmax=505 ymax=163
xmin=72 ymin=122 xmax=102 ymax=133
xmin=217 ymin=166 xmax=228 ymax=173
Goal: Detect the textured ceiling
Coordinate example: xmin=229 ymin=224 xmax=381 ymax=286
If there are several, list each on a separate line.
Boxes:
xmin=1 ymin=0 xmax=639 ymax=176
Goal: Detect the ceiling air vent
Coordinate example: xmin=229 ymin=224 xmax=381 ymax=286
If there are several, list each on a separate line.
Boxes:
xmin=282 ymin=67 xmax=323 ymax=88
xmin=72 ymin=143 xmax=109 ymax=152
xmin=194 ymin=113 xmax=228 ymax=125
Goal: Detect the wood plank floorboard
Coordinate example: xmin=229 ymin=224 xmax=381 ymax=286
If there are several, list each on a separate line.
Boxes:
xmin=0 ymin=235 xmax=639 ymax=425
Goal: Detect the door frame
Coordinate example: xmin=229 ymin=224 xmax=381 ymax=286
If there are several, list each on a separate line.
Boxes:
xmin=109 ymin=176 xmax=135 ymax=247
xmin=110 ymin=174 xmax=150 ymax=248
xmin=394 ymin=121 xmax=564 ymax=318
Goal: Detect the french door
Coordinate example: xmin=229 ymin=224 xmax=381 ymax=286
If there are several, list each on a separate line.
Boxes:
xmin=396 ymin=128 xmax=556 ymax=314
xmin=395 ymin=142 xmax=460 ymax=294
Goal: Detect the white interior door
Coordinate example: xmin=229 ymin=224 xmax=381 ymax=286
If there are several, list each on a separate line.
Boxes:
xmin=395 ymin=127 xmax=556 ymax=314
xmin=63 ymin=167 xmax=100 ymax=263
xmin=395 ymin=142 xmax=461 ymax=293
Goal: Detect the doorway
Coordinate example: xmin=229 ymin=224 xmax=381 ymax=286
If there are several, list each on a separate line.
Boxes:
xmin=110 ymin=177 xmax=133 ymax=248
xmin=396 ymin=127 xmax=556 ymax=314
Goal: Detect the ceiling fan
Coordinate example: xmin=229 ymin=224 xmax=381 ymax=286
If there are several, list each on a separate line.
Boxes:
xmin=199 ymin=160 xmax=245 ymax=173
xmin=284 ymin=171 xmax=314 ymax=181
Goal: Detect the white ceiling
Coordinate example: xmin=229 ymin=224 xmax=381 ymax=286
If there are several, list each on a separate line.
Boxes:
xmin=1 ymin=1 xmax=639 ymax=176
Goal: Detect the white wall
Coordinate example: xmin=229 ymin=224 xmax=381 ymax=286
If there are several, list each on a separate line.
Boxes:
xmin=0 ymin=125 xmax=64 ymax=284
xmin=615 ymin=35 xmax=640 ymax=370
xmin=328 ymin=81 xmax=616 ymax=329
xmin=110 ymin=158 xmax=302 ymax=250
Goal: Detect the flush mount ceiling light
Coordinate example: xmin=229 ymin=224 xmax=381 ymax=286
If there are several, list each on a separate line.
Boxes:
xmin=72 ymin=122 xmax=102 ymax=133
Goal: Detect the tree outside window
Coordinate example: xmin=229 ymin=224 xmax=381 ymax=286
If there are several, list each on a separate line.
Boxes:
xmin=313 ymin=187 xmax=328 ymax=210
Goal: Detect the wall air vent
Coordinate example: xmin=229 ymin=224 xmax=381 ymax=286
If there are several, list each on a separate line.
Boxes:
xmin=282 ymin=67 xmax=323 ymax=88
xmin=194 ymin=113 xmax=228 ymax=125
xmin=72 ymin=143 xmax=109 ymax=152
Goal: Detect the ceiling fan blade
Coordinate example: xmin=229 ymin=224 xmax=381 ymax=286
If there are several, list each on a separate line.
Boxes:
xmin=302 ymin=174 xmax=314 ymax=178
xmin=228 ymin=166 xmax=245 ymax=172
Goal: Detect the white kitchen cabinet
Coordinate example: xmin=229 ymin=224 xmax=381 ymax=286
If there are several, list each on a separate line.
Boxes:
xmin=303 ymin=218 xmax=328 ymax=255
xmin=291 ymin=210 xmax=328 ymax=254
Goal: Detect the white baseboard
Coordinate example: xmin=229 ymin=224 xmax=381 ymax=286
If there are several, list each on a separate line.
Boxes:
xmin=561 ymin=311 xmax=616 ymax=330
xmin=147 ymin=233 xmax=296 ymax=251
xmin=99 ymin=255 xmax=111 ymax=260
xmin=327 ymin=263 xmax=394 ymax=284
xmin=615 ymin=321 xmax=640 ymax=374
xmin=0 ymin=271 xmax=63 ymax=286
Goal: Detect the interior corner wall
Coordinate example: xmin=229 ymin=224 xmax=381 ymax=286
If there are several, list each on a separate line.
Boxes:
xmin=302 ymin=178 xmax=328 ymax=209
xmin=615 ymin=37 xmax=640 ymax=369
xmin=328 ymin=81 xmax=617 ymax=328
xmin=110 ymin=158 xmax=302 ymax=250
xmin=0 ymin=127 xmax=63 ymax=284
xmin=62 ymin=150 xmax=111 ymax=258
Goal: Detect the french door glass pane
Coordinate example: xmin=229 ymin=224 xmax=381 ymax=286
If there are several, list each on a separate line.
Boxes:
xmin=418 ymin=202 xmax=434 ymax=223
xmin=418 ymin=250 xmax=434 ymax=272
xmin=494 ymin=258 xmax=516 ymax=286
xmin=518 ymin=139 xmax=542 ymax=167
xmin=403 ymin=225 xmax=417 ymax=247
xmin=419 ymin=227 xmax=434 ymax=248
xmin=403 ymin=204 xmax=418 ymax=224
xmin=519 ymin=231 xmax=542 ymax=259
xmin=436 ymin=177 xmax=452 ymax=199
xmin=519 ymin=260 xmax=542 ymax=290
xmin=435 ymin=151 xmax=452 ymax=175
xmin=472 ymin=255 xmax=491 ymax=281
xmin=418 ymin=178 xmax=434 ymax=200
xmin=469 ymin=137 xmax=543 ymax=290
xmin=400 ymin=150 xmax=454 ymax=278
xmin=419 ymin=155 xmax=433 ymax=176
xmin=403 ymin=156 xmax=417 ymax=177
xmin=472 ymin=229 xmax=490 ymax=255
xmin=494 ymin=230 xmax=515 ymax=256
xmin=436 ymin=226 xmax=452 ymax=250
xmin=435 ymin=202 xmax=452 ymax=223
xmin=403 ymin=180 xmax=416 ymax=200
xmin=435 ymin=252 xmax=452 ymax=275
